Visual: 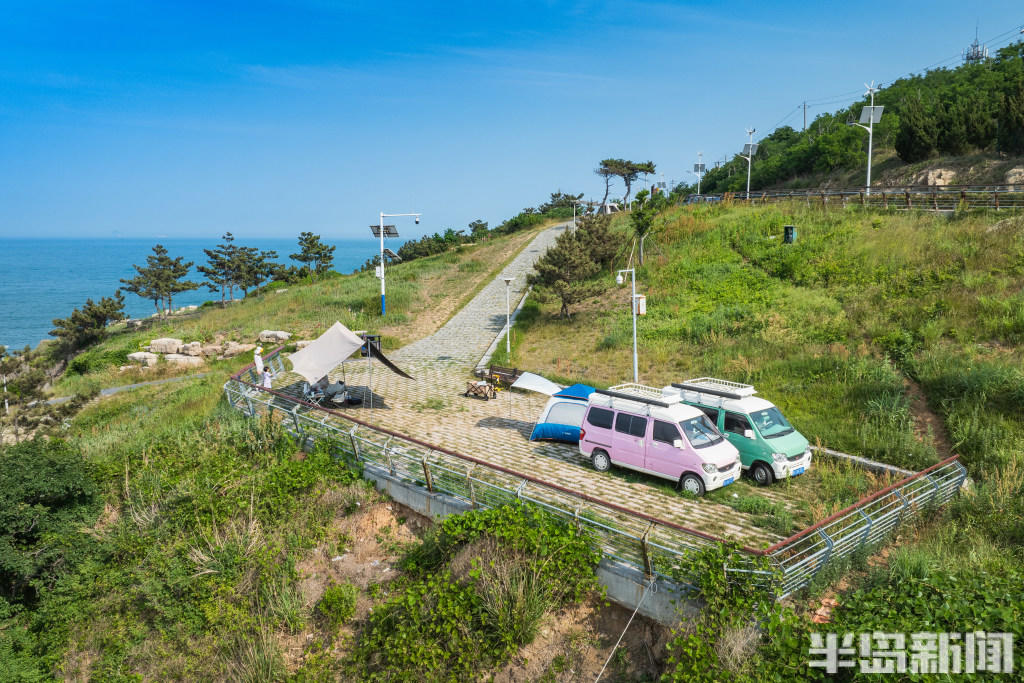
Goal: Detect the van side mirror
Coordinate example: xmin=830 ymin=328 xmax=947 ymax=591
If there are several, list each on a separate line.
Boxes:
xmin=673 ymin=439 xmax=683 ymax=449
xmin=743 ymin=429 xmax=754 ymax=439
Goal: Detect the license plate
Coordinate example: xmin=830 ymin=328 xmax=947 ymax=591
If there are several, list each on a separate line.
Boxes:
xmin=792 ymin=467 xmax=805 ymax=476
xmin=723 ymin=477 xmax=734 ymax=486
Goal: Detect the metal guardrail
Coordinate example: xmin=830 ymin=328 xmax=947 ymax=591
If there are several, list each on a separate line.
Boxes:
xmin=225 ymin=348 xmax=966 ymax=598
xmin=718 ymin=184 xmax=1024 ymax=211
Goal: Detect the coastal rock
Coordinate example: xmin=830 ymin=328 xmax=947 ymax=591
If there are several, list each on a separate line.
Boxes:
xmin=149 ymin=338 xmax=183 ymax=354
xmin=127 ymin=351 xmax=159 ymax=367
xmin=912 ymin=167 xmax=955 ymax=187
xmin=295 ymin=340 xmax=313 ymax=350
xmin=222 ymin=341 xmax=256 ymax=358
xmin=182 ymin=341 xmax=202 ymax=357
xmin=165 ymin=353 xmax=204 ymax=367
xmin=200 ymin=344 xmax=222 ymax=357
xmin=1006 ymin=166 xmax=1024 ymax=185
xmin=259 ymin=330 xmax=291 ymax=343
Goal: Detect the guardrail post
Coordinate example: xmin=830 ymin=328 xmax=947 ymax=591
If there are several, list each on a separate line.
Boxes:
xmin=960 ymin=190 xmax=967 ymax=208
xmin=347 ymin=426 xmax=361 ymax=460
xmin=381 ymin=437 xmax=395 ymax=475
xmin=994 ymin=191 xmax=1000 ymax=211
xmin=573 ymin=505 xmax=582 ymax=531
xmin=813 ymin=528 xmax=834 ymax=578
xmin=421 ymin=457 xmax=434 ymax=492
xmin=894 ymin=488 xmax=911 ymax=523
xmin=923 ymin=472 xmax=941 ymax=506
xmin=640 ymin=522 xmax=655 ymax=579
xmin=515 ymin=480 xmax=528 ymax=499
xmin=821 ymin=192 xmax=826 ymax=207
xmin=290 ymin=405 xmax=302 ymax=435
xmin=245 ymin=396 xmax=256 ymax=417
xmin=882 ymin=192 xmax=888 ymax=209
xmin=932 ymin=191 xmax=938 ymax=210
xmin=859 ymin=191 xmax=864 ymax=206
xmin=856 ymin=508 xmax=873 ymax=550
xmin=954 ymin=460 xmax=968 ymax=493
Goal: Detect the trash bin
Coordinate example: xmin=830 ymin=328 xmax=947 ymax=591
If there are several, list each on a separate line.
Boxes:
xmin=784 ymin=225 xmax=797 ymax=244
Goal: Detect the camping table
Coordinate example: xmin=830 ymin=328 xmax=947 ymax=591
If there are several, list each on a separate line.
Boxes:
xmin=464 ymin=380 xmax=497 ymax=400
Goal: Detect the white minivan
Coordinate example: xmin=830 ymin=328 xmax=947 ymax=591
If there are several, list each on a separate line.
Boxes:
xmin=578 ymin=384 xmax=741 ymax=496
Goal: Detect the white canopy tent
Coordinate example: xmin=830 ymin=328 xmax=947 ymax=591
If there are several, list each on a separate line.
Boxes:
xmin=287 ymin=321 xmax=365 ymax=384
xmin=511 ymin=371 xmax=562 ymax=396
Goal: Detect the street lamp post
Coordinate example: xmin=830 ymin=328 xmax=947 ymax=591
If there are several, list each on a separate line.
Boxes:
xmin=615 ymin=268 xmax=639 ymax=383
xmin=502 ymin=276 xmax=514 ymax=356
xmin=741 ymin=128 xmax=758 ymax=200
xmin=849 ymin=81 xmax=884 ymax=196
xmin=375 ymin=211 xmax=421 ymax=316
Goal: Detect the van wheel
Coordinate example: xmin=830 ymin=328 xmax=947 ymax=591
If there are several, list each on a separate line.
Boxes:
xmin=751 ymin=462 xmax=774 ymax=486
xmin=679 ymin=473 xmax=705 ymax=497
xmin=591 ymin=449 xmax=611 ymax=472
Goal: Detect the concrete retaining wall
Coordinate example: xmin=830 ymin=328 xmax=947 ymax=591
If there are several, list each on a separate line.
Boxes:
xmin=361 ymin=462 xmax=695 ymax=626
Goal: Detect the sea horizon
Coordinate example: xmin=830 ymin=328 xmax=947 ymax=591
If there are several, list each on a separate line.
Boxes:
xmin=0 ymin=236 xmax=394 ymax=351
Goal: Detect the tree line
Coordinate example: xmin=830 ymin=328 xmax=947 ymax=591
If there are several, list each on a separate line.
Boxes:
xmin=358 ymin=191 xmax=588 ymax=271
xmin=44 ymin=231 xmax=338 ymax=361
xmin=693 ymin=40 xmax=1024 ymax=195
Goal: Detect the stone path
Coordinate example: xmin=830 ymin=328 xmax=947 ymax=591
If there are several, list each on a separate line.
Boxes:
xmin=393 ymin=222 xmax=570 ymax=368
xmin=270 ymin=222 xmax=789 ymax=548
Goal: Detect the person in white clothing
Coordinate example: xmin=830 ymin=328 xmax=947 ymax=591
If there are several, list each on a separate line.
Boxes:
xmin=254 ymin=346 xmax=264 ymax=374
xmin=261 ymin=367 xmax=274 ymax=389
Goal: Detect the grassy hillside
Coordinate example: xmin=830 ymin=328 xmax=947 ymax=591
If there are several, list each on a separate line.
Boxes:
xmin=502 ymin=202 xmax=1024 ymax=678
xmin=51 ymin=223 xmax=549 ymax=397
xmin=691 ymin=41 xmax=1024 ymax=194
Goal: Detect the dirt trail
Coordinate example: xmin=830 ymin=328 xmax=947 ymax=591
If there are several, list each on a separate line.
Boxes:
xmin=903 ymin=377 xmax=955 ymax=459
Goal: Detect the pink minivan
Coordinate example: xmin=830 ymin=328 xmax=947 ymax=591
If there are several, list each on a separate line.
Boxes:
xmin=578 ymin=384 xmax=741 ymax=496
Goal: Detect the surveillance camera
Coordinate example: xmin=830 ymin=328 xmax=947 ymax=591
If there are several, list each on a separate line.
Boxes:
xmin=415 ymin=216 xmax=420 ymax=224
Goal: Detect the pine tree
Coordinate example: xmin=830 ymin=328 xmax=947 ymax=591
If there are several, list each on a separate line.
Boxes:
xmin=894 ymin=92 xmax=937 ymax=163
xmin=197 ymin=232 xmax=238 ymax=306
xmin=997 ymin=80 xmax=1024 ymax=156
xmin=937 ymin=100 xmax=969 ymax=155
xmin=120 ymin=244 xmax=198 ymax=318
xmin=290 ymin=232 xmax=335 ymax=281
xmin=49 ymin=291 xmax=126 ymax=356
xmin=527 ymin=230 xmax=603 ymax=319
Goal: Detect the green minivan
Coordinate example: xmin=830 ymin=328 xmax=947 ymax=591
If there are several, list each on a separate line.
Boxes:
xmin=662 ymin=378 xmax=811 ymax=486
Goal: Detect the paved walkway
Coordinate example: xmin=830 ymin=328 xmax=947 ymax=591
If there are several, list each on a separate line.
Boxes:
xmin=269 ymin=222 xmax=792 ymax=548
xmin=393 ymin=222 xmax=570 ymax=368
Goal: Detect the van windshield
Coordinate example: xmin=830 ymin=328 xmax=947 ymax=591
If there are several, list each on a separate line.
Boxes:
xmin=680 ymin=415 xmax=723 ymax=449
xmin=749 ymin=407 xmax=795 ymax=438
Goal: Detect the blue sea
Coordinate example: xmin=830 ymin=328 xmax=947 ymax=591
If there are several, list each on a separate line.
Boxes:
xmin=0 ymin=238 xmax=379 ymax=351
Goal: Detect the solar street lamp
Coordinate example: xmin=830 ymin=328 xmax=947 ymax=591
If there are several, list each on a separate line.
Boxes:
xmin=848 ymin=81 xmax=884 ymax=196
xmin=741 ymin=128 xmax=758 ymax=200
xmin=372 ymin=212 xmax=421 ymax=316
xmin=692 ymin=152 xmax=706 ymax=197
xmin=616 ymin=268 xmax=639 ymax=383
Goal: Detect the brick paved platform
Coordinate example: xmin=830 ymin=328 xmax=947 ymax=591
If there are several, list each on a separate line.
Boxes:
xmin=263 ymin=223 xmax=817 ymax=548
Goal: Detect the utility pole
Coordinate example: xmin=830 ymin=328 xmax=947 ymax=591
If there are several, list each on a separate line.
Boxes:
xmin=803 ymin=101 xmax=807 ymax=132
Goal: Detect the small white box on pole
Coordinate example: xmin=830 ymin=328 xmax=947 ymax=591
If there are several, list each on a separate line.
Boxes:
xmin=637 ymin=294 xmax=647 ymax=315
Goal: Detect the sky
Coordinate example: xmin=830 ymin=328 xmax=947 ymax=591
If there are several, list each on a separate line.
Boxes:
xmin=0 ymin=1 xmax=1022 ymax=240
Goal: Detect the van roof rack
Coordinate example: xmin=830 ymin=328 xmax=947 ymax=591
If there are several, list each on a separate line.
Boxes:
xmin=672 ymin=377 xmax=756 ymax=400
xmin=595 ymin=387 xmax=673 ymax=408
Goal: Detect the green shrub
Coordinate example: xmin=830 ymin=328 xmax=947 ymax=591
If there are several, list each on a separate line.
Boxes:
xmin=348 ymin=504 xmax=599 ymax=680
xmin=317 ymin=583 xmax=357 ymax=627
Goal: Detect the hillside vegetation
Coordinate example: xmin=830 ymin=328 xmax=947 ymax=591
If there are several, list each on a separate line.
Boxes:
xmin=504 ymin=201 xmax=1024 ymax=677
xmin=693 ymin=41 xmax=1024 ymax=193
